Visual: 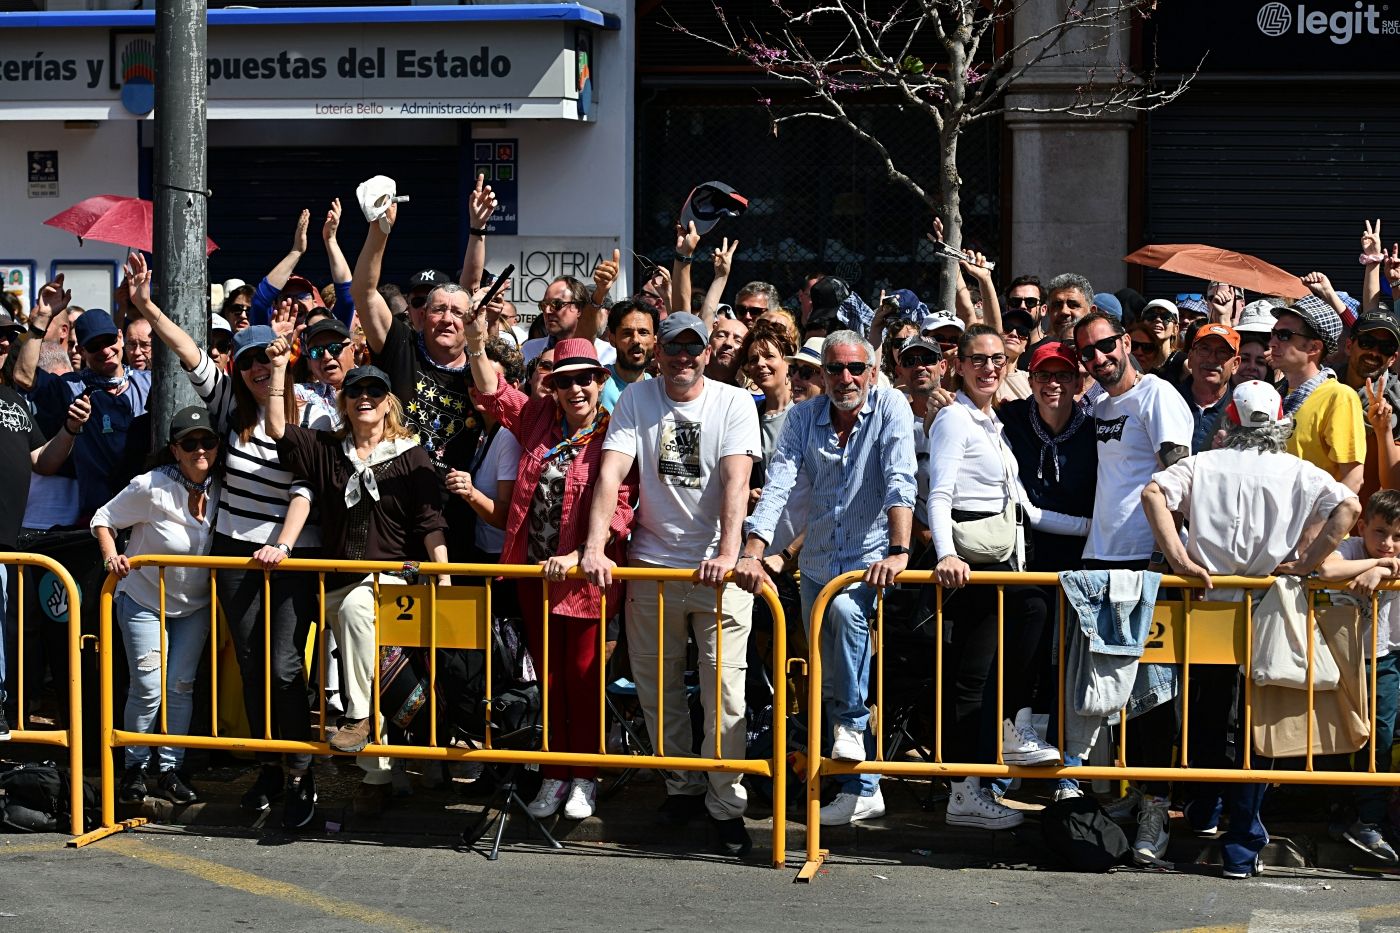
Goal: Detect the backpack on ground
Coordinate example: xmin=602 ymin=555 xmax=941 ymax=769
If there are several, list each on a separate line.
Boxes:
xmin=1040 ymin=795 xmax=1130 ymax=872
xmin=0 ymin=761 xmax=97 ymax=833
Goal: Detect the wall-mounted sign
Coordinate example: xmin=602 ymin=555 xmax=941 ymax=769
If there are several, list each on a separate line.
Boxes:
xmin=1151 ymin=0 xmax=1400 ymax=71
xmin=473 ymin=139 xmax=519 ymax=236
xmin=27 ymin=150 xmax=58 ymax=198
xmin=497 ymin=236 xmax=621 ymax=317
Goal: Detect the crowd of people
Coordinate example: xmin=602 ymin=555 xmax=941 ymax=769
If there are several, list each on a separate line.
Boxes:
xmin=2 ymin=181 xmax=1400 ymax=874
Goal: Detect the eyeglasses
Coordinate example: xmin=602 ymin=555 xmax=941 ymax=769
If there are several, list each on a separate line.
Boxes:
xmin=409 ymin=295 xmax=429 ymax=309
xmin=1007 ymin=296 xmax=1041 ymax=310
xmin=791 ymin=364 xmax=820 ymax=380
xmin=1031 ymin=370 xmax=1078 ymax=385
xmin=1190 ymin=342 xmax=1237 ymax=362
xmin=534 ymin=359 xmax=555 ymax=372
xmin=344 ymin=383 xmax=389 ymax=400
xmin=177 ymin=434 xmax=220 ymax=452
xmin=540 ymin=298 xmax=579 ymax=314
xmin=1356 ymin=332 xmax=1400 ymax=356
xmin=1002 ymin=325 xmax=1032 ymax=340
xmin=1143 ymin=311 xmax=1176 ymax=325
xmin=662 ymin=340 xmax=706 ymax=357
xmin=425 ymin=304 xmax=467 ymax=321
xmin=282 ymin=293 xmax=314 ymax=305
xmin=1130 ymin=340 xmax=1160 ymax=354
xmin=959 ymin=353 xmax=1007 ymax=369
xmin=305 ymin=342 xmax=348 ymax=360
xmin=899 ymin=352 xmax=940 ymax=368
xmin=236 ymin=349 xmax=271 ymax=371
xmin=548 ymin=371 xmax=600 ymax=390
xmin=1075 ymin=335 xmax=1122 ymax=360
xmin=823 ymin=361 xmax=869 ymax=377
xmin=1270 ymin=327 xmax=1312 ymax=345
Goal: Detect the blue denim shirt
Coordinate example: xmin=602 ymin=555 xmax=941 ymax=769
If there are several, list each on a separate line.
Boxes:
xmin=746 ymin=387 xmax=917 ymax=582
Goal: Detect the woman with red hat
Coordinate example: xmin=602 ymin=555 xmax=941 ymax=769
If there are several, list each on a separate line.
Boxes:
xmin=459 ymin=292 xmax=637 ymax=822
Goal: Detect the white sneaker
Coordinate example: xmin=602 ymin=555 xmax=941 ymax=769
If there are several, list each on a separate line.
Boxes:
xmin=1053 ymin=785 xmax=1085 ymax=803
xmin=1133 ymin=795 xmax=1172 ymax=865
xmin=526 ymin=778 xmax=568 ymax=818
xmin=945 ymin=778 xmax=1024 ymax=830
xmin=819 ymin=788 xmax=886 ymax=826
xmin=1001 ymin=708 xmax=1060 ymax=766
xmin=563 ymin=779 xmax=597 ymax=820
xmin=831 ymin=723 xmax=867 ymax=762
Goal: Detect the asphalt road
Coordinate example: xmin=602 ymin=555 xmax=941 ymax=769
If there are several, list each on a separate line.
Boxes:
xmin=6 ymin=829 xmax=1400 ymax=932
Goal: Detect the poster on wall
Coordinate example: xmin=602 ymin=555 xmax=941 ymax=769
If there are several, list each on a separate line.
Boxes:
xmin=495 ymin=236 xmax=621 ymax=325
xmin=0 ymin=261 xmax=35 ymax=308
xmin=473 ymin=139 xmax=518 ymax=235
xmin=27 ymin=151 xmax=58 ymax=199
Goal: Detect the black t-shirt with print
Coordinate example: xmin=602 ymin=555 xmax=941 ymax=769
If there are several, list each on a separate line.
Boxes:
xmin=0 ymin=385 xmax=46 ymax=548
xmin=377 ymin=318 xmax=483 ymax=558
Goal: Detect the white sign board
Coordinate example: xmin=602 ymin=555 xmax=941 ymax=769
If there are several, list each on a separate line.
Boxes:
xmin=495 ymin=237 xmax=623 ymax=320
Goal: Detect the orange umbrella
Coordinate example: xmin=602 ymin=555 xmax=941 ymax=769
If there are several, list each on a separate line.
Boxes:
xmin=1124 ymin=244 xmax=1308 ymax=299
xmin=44 ymin=194 xmax=218 ymax=255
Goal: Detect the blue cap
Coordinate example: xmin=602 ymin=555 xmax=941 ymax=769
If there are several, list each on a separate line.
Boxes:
xmin=657 ymin=311 xmax=709 ymax=344
xmin=1093 ymin=292 xmax=1123 ymax=322
xmin=887 ymin=288 xmax=928 ymax=321
xmin=74 ymin=308 xmax=118 ymax=348
xmin=231 ymin=324 xmax=277 ymax=362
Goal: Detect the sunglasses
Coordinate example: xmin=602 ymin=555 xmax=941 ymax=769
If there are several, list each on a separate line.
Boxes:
xmin=210 ymin=337 xmax=233 ymax=355
xmin=548 ymin=371 xmax=600 ymax=390
xmin=282 ymin=292 xmax=314 ymax=305
xmin=236 ymin=349 xmax=271 ymax=371
xmin=1143 ymin=311 xmax=1176 ymax=324
xmin=823 ymin=361 xmax=869 ymax=377
xmin=177 ymin=434 xmax=220 ymax=452
xmin=305 ymin=341 xmax=348 ymax=360
xmin=84 ymin=335 xmax=119 ymax=354
xmin=959 ymin=353 xmax=1007 ymax=369
xmin=1002 ymin=325 xmax=1032 ymax=339
xmin=662 ymin=340 xmax=706 ymax=357
xmin=1075 ymin=334 xmax=1122 ymax=360
xmin=344 ymin=383 xmax=389 ymax=400
xmin=1007 ymin=296 xmax=1041 ymax=310
xmin=791 ymin=364 xmax=820 ymax=380
xmin=1270 ymin=327 xmax=1312 ymax=345
xmin=900 ymin=352 xmax=940 ymax=368
xmin=540 ymin=298 xmax=579 ymax=314
xmin=1130 ymin=340 xmax=1159 ymax=354
xmin=534 ymin=359 xmax=555 ymax=372
xmin=1031 ymin=370 xmax=1078 ymax=385
xmin=734 ymin=304 xmax=765 ymax=318
xmin=1356 ymin=332 xmax=1400 ymax=356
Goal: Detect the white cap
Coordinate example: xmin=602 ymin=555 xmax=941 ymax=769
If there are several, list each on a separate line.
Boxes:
xmin=356 ymin=175 xmax=399 ymax=234
xmin=920 ymin=308 xmax=965 ymax=334
xmin=1236 ymin=299 xmax=1279 ymax=334
xmin=1142 ymin=298 xmax=1179 ymax=320
xmin=1229 ymin=380 xmax=1284 ymax=427
xmin=221 ymin=278 xmax=246 ymax=296
xmin=209 ymin=313 xmax=232 ymax=334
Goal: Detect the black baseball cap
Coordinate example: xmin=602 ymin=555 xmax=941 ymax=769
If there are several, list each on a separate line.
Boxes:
xmin=303 ymin=317 xmax=351 ymax=343
xmin=679 ymin=181 xmax=748 ymax=236
xmin=1353 ymin=310 xmax=1400 ymax=344
xmin=168 ymin=405 xmax=216 ymax=443
xmin=408 ymin=269 xmax=450 ymax=292
xmin=341 ymin=365 xmax=392 ymax=391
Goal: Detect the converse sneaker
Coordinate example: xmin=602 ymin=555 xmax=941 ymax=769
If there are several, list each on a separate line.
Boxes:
xmin=945 ymin=778 xmax=1024 ymax=830
xmin=1052 ymin=785 xmax=1085 ymax=803
xmin=526 ymin=778 xmax=568 ymax=818
xmin=1001 ymin=708 xmax=1060 ymax=766
xmin=819 ymin=788 xmax=886 ymax=826
xmin=563 ymin=779 xmax=598 ymax=820
xmin=831 ymin=723 xmax=866 ymax=762
xmin=1133 ymin=795 xmax=1172 ymax=865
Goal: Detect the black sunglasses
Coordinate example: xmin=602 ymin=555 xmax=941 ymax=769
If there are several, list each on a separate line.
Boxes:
xmin=344 ymin=383 xmax=388 ymax=400
xmin=306 ymin=341 xmax=348 ymax=360
xmin=900 ymin=352 xmax=940 ymax=367
xmin=734 ymin=304 xmax=765 ymax=318
xmin=1270 ymin=327 xmax=1312 ymax=345
xmin=1143 ymin=310 xmax=1176 ymax=324
xmin=1131 ymin=340 xmax=1159 ymax=354
xmin=1003 ymin=325 xmax=1032 ymax=339
xmin=1007 ymin=296 xmax=1041 ymax=310
xmin=236 ymin=349 xmax=271 ymax=371
xmin=1075 ymin=334 xmax=1122 ymax=360
xmin=823 ymin=361 xmax=869 ymax=377
xmin=548 ymin=371 xmax=600 ymax=390
xmin=1356 ymin=332 xmax=1399 ymax=355
xmin=791 ymin=364 xmax=820 ymax=380
xmin=177 ymin=434 xmax=220 ymax=452
xmin=662 ymin=340 xmax=706 ymax=357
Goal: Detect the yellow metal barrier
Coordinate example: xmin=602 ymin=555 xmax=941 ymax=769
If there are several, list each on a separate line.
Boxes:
xmin=70 ymin=556 xmax=787 ymax=866
xmin=0 ymin=552 xmax=85 ymax=837
xmin=798 ymin=570 xmax=1393 ymax=881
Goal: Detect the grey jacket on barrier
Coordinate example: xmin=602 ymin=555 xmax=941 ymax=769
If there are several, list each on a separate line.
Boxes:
xmin=1061 ymin=568 xmax=1167 ymax=759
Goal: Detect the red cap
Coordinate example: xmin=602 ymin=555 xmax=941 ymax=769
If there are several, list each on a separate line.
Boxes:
xmin=1195 ymin=322 xmax=1240 ymax=353
xmin=1028 ymin=341 xmax=1079 ymax=372
xmin=281 ymin=275 xmax=326 ymax=308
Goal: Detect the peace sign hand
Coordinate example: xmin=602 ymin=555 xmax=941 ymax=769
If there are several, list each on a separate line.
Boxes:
xmin=1363 ymin=218 xmax=1383 ymax=256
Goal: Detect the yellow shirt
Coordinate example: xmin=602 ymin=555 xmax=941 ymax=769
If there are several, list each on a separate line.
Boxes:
xmin=1287 ymin=378 xmax=1365 ymax=481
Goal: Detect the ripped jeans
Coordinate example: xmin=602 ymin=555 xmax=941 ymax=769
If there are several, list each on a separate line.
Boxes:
xmin=115 ymin=591 xmax=209 ymax=772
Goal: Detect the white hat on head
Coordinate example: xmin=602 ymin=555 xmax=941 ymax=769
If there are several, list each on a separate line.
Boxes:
xmin=1142 ymin=298 xmax=1179 ymax=321
xmin=1228 ymin=380 xmax=1285 ymax=428
xmin=920 ymin=308 xmax=964 ymax=334
xmin=221 ymin=278 xmax=245 ymax=296
xmin=1236 ymin=299 xmax=1279 ymax=334
xmin=209 ymin=313 xmax=231 ymax=334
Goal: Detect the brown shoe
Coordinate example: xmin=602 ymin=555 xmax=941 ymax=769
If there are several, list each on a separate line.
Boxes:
xmin=352 ymin=780 xmax=392 ymax=817
xmin=330 ymin=718 xmax=371 ymax=753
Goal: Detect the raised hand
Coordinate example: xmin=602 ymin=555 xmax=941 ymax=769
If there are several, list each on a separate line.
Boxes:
xmin=593 ymin=248 xmax=620 ymax=298
xmin=322 ymin=198 xmax=342 ymax=243
xmin=469 ymin=173 xmax=497 ymax=229
xmin=125 ymin=254 xmax=154 ymax=312
xmin=291 ymin=208 xmax=310 ymax=254
xmin=959 ymin=249 xmax=993 ymax=281
xmin=33 ymin=273 xmax=71 ymax=330
xmin=713 ymin=237 xmax=738 ymax=279
xmin=269 ymin=298 xmax=297 ymax=338
xmin=675 ymin=221 xmax=700 ymax=259
xmin=1367 ymin=374 xmax=1394 ymax=434
xmin=265 ymin=328 xmax=300 ymax=368
xmin=1386 ymin=244 xmax=1400 ymax=289
xmin=1363 ymin=218 xmax=1383 ymax=257
xmin=1301 ymin=270 xmax=1336 ymax=298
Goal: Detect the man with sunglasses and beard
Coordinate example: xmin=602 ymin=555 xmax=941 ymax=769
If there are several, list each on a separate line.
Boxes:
xmin=1340 ymin=310 xmax=1400 ymax=498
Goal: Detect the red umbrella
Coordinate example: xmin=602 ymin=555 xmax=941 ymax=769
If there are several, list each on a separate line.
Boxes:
xmin=1124 ymin=243 xmax=1307 ymax=299
xmin=43 ymin=194 xmax=217 ymax=255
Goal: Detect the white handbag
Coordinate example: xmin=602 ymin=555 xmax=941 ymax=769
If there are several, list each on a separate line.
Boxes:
xmin=1251 ymin=575 xmax=1341 ymax=690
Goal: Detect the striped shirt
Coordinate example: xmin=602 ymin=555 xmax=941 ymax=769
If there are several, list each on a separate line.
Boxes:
xmin=188 ymin=352 xmax=334 ymax=545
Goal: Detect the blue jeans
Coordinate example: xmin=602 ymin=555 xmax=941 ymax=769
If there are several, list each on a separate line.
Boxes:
xmin=115 ymin=592 xmax=209 ymax=772
xmin=1357 ymin=654 xmax=1399 ymax=824
xmin=801 ymin=574 xmax=879 ymax=797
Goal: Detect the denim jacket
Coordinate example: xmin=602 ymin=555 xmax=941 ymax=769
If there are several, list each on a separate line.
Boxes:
xmin=1061 ymin=569 xmax=1171 ymax=759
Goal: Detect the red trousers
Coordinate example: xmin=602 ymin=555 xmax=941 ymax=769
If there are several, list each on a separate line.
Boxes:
xmin=518 ymin=580 xmax=602 ymax=780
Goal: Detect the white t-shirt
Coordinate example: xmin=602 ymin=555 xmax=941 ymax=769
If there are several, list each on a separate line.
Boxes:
xmin=521 ymin=336 xmax=616 ymax=367
xmin=1084 ymin=373 xmax=1194 ymax=562
xmin=473 ymin=426 xmax=523 ymax=556
xmin=604 ymin=377 xmax=761 ymax=566
xmin=1332 ymin=536 xmax=1399 ymax=659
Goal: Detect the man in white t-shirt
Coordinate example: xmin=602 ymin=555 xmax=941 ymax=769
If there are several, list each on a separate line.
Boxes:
xmin=1143 ymin=380 xmax=1360 ymax=878
xmin=581 ymin=311 xmax=761 ymax=858
xmin=1073 ymin=309 xmax=1194 ymax=866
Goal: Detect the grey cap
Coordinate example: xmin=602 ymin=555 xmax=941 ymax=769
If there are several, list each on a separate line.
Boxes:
xmin=1274 ymin=295 xmax=1342 ymax=356
xmin=657 ymin=311 xmax=710 ymax=345
xmin=898 ymin=335 xmax=942 ymax=358
xmin=0 ymin=308 xmax=22 ymax=335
